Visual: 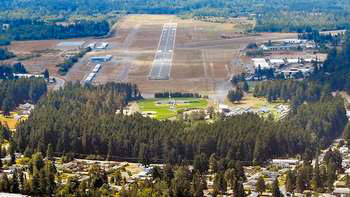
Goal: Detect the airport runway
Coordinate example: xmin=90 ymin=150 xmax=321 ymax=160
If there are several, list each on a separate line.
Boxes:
xmin=149 ymin=23 xmax=177 ymax=80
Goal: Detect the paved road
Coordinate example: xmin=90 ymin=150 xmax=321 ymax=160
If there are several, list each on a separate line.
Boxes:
xmin=149 ymin=23 xmax=177 ymax=80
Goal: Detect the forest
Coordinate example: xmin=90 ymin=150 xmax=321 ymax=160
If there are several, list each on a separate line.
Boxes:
xmin=14 ymin=80 xmax=346 ymax=165
xmin=311 ymin=31 xmax=350 ymax=91
xmin=57 ymin=47 xmax=91 ymax=76
xmin=1 ymin=0 xmax=350 ymax=36
xmin=0 ymin=19 xmax=110 ymax=41
xmin=0 ymin=63 xmax=47 ymax=115
xmin=0 ymin=78 xmax=47 ymax=115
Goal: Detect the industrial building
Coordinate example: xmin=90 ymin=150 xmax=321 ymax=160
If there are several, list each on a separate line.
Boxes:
xmin=252 ymin=58 xmax=271 ymax=69
xmin=91 ymin=55 xmax=112 ymax=62
xmin=92 ymin=64 xmax=102 ymax=73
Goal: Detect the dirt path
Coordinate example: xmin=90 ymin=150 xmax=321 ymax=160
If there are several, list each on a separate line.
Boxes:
xmin=116 ymin=24 xmax=140 ymax=81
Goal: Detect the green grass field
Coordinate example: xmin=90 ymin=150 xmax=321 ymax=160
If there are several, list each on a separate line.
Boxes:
xmin=138 ymin=98 xmax=208 ymax=120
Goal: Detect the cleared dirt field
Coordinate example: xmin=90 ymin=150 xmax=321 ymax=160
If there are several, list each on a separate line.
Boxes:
xmin=3 ymin=15 xmax=297 ymax=98
xmin=4 ymin=39 xmax=89 ymax=77
xmin=101 ymin=14 xmax=297 ymax=96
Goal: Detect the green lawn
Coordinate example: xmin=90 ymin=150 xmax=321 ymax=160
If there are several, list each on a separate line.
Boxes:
xmin=138 ymin=98 xmax=208 ymax=120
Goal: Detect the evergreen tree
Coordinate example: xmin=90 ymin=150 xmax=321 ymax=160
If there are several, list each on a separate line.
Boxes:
xmin=311 ymin=160 xmax=321 ymax=192
xmin=0 ymin=173 xmax=9 ymax=192
xmin=296 ymin=171 xmax=305 ymax=193
xmin=138 ymin=143 xmax=150 ymax=166
xmin=45 ymin=160 xmax=56 ymax=195
xmin=213 ymin=172 xmax=227 ymax=195
xmin=285 ymin=170 xmax=295 ymax=193
xmin=191 ymin=172 xmax=204 ymax=197
xmin=272 ymin=178 xmax=282 ymax=197
xmin=43 ymin=69 xmax=49 ymax=79
xmin=2 ymin=97 xmax=13 ymax=116
xmin=242 ymin=81 xmax=249 ymax=92
xmin=210 ymin=154 xmax=218 ymax=173
xmin=10 ymin=169 xmax=20 ymax=193
xmin=32 ymin=152 xmax=44 ymax=173
xmin=46 ymin=143 xmax=54 ymax=161
xmin=171 ymin=167 xmax=191 ymax=197
xmin=235 ymin=161 xmax=246 ymax=181
xmin=193 ymin=153 xmax=209 ymax=174
xmin=8 ymin=141 xmax=16 ymax=165
xmin=256 ymin=176 xmax=266 ymax=194
xmin=224 ymin=168 xmax=236 ymax=187
xmin=151 ymin=166 xmax=162 ymax=180
xmin=232 ymin=178 xmax=246 ymax=197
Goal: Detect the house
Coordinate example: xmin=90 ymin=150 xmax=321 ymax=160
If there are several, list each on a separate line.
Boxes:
xmin=264 ymin=45 xmax=294 ymax=51
xmin=95 ymin=42 xmax=109 ymax=49
xmin=282 ymin=39 xmax=307 ymax=44
xmin=86 ymin=43 xmax=96 ymax=49
xmin=252 ymin=58 xmax=271 ymax=69
xmin=19 ymin=103 xmax=34 ymax=111
xmin=305 ymin=41 xmax=316 ymax=49
xmin=92 ymin=64 xmax=102 ymax=73
xmin=248 ymin=192 xmax=259 ymax=197
xmin=0 ymin=192 xmax=28 ymax=197
xmin=84 ymin=73 xmax=96 ymax=83
xmin=271 ymin=159 xmax=299 ymax=168
xmin=286 ymin=59 xmax=299 ymax=64
xmin=333 ymin=187 xmax=350 ymax=197
xmin=13 ymin=74 xmax=44 ymax=78
xmin=269 ymin=59 xmax=285 ymax=68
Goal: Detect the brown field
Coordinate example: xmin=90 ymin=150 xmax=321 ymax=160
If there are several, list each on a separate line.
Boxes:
xmin=97 ymin=14 xmax=297 ymax=96
xmin=4 ymin=39 xmax=90 ymax=77
xmin=3 ymin=15 xmax=297 ymax=98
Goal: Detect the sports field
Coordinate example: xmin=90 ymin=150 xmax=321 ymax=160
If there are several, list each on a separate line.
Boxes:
xmin=138 ymin=98 xmax=208 ymax=120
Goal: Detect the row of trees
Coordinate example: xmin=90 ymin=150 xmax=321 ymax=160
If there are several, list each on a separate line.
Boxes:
xmin=2 ymin=0 xmax=350 ymax=34
xmin=0 ymin=48 xmax=15 ymax=60
xmin=253 ymin=80 xmax=328 ymax=108
xmin=155 ymin=92 xmax=201 ymax=98
xmin=57 ymin=47 xmax=91 ymax=75
xmin=1 ymin=20 xmax=110 ymax=41
xmin=0 ymin=63 xmax=27 ymax=79
xmin=255 ymin=12 xmax=350 ymax=32
xmin=227 ymin=88 xmax=244 ymax=103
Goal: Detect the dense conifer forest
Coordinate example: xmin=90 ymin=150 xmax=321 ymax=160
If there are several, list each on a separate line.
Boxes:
xmin=1 ymin=0 xmax=350 ymax=38
xmin=0 ymin=78 xmax=47 ymax=115
xmin=0 ymin=20 xmax=110 ymax=41
xmin=14 ymin=81 xmax=347 ymax=165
